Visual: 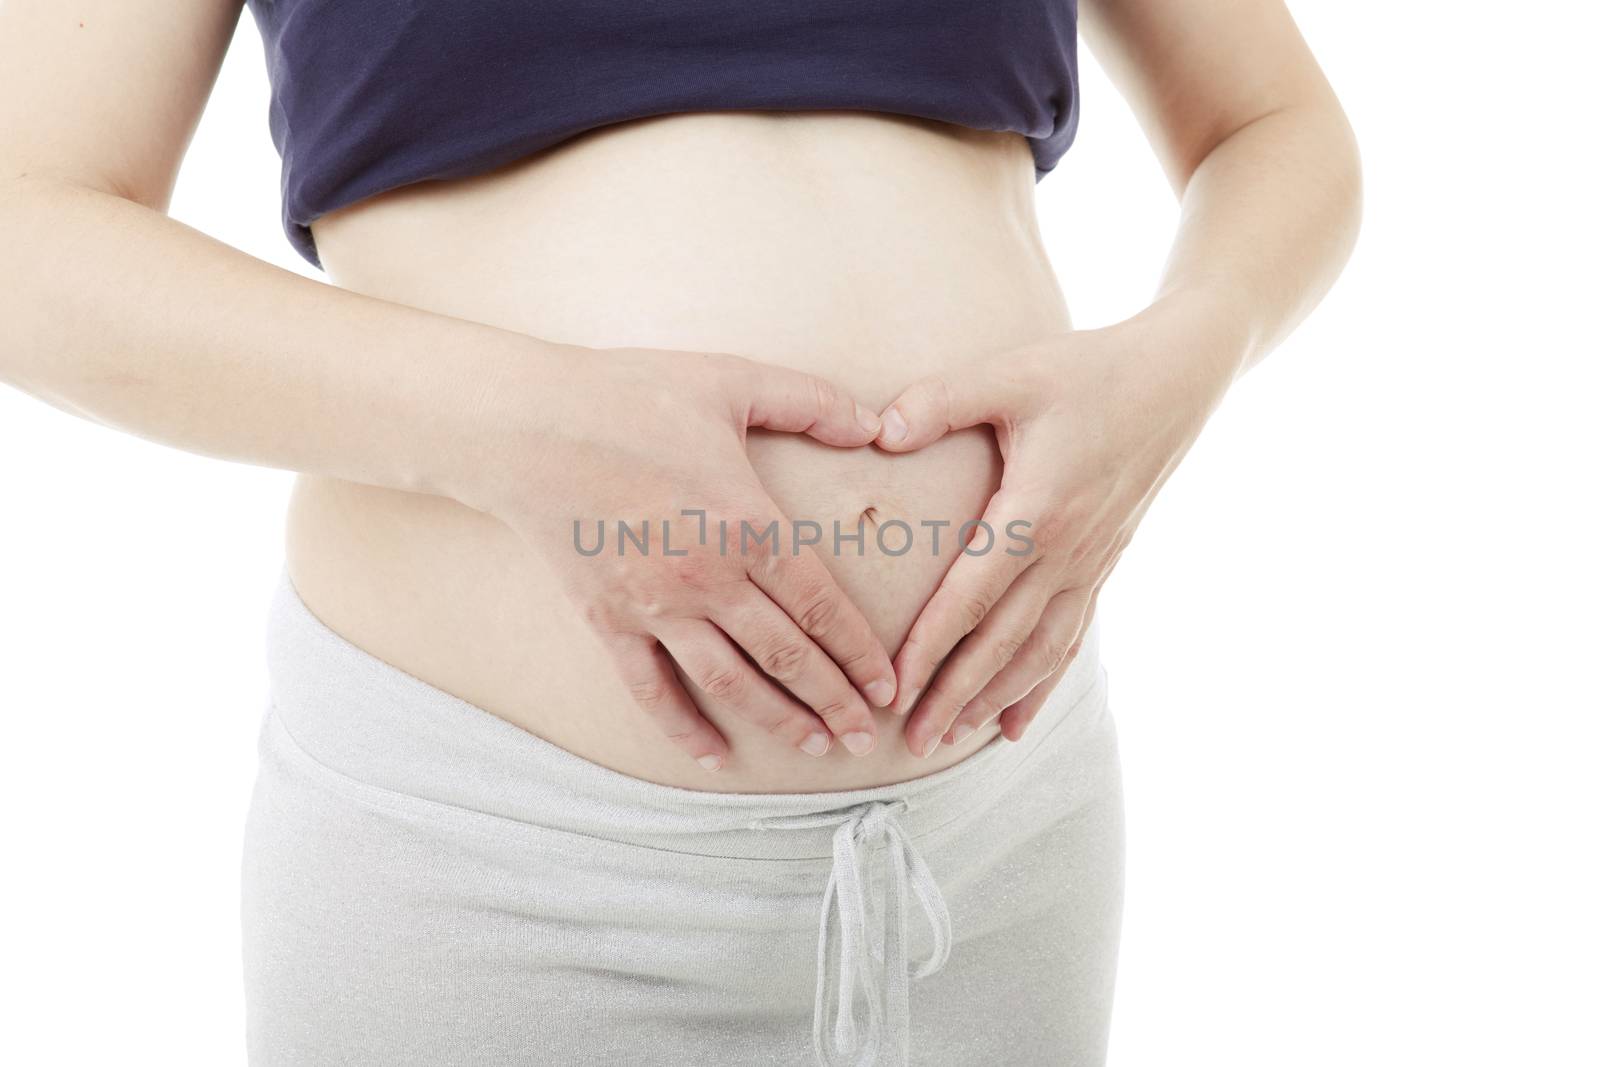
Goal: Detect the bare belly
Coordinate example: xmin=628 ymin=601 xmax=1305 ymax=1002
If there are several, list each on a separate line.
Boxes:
xmin=288 ymin=111 xmax=1072 ymax=791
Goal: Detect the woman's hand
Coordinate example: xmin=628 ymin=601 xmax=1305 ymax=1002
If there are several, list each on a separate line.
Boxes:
xmin=873 ymin=298 xmax=1245 ymax=755
xmin=472 ymin=345 xmax=898 ymax=772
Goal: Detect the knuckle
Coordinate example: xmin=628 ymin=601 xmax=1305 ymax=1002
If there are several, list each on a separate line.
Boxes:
xmin=812 ymin=699 xmax=852 ymax=725
xmin=699 ymin=666 xmax=745 ymax=702
xmin=796 ymin=593 xmax=840 ymax=637
xmin=1042 ymin=639 xmax=1076 ymax=674
xmin=580 ymin=599 xmax=613 ymax=628
xmin=1064 ymin=533 xmax=1104 ymax=570
xmin=993 ymin=635 xmax=1025 ymax=671
xmin=628 ymin=679 xmax=671 ymax=711
xmin=758 ymin=640 xmax=810 ymax=681
xmin=741 ymin=530 xmax=785 ymax=578
xmin=665 ymin=552 xmax=714 ymax=591
xmin=811 ymin=376 xmax=837 ymax=416
xmin=951 ymin=589 xmax=991 ymax=632
xmin=1033 ymin=510 xmax=1071 ymax=548
xmin=634 ymin=590 xmax=669 ymax=618
xmin=745 ymin=552 xmax=776 ymax=583
xmin=987 ymin=486 xmax=1022 ymax=517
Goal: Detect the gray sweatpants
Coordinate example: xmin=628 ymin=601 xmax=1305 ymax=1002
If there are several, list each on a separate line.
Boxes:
xmin=242 ymin=570 xmax=1124 ymax=1066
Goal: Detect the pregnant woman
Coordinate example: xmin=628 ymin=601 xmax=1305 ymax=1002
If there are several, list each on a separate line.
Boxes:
xmin=0 ymin=1 xmax=1359 ymax=1064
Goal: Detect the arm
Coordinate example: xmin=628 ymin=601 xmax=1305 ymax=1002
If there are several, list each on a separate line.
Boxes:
xmin=1088 ymin=0 xmax=1363 ymax=371
xmin=0 ymin=0 xmax=512 ymax=502
xmin=0 ymin=0 xmax=897 ymax=768
xmin=873 ymin=0 xmax=1363 ymax=753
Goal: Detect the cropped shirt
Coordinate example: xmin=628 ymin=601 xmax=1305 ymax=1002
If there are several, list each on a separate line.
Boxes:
xmin=242 ymin=0 xmax=1081 ymax=269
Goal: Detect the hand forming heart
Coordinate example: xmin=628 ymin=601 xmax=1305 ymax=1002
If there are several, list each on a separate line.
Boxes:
xmin=872 ymin=299 xmax=1244 ymax=756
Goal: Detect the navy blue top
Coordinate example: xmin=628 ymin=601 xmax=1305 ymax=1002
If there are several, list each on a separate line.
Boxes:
xmin=243 ymin=0 xmax=1081 ymax=269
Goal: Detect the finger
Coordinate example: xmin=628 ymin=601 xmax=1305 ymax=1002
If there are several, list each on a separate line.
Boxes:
xmin=999 ymin=586 xmax=1101 ymax=741
xmin=746 ymin=548 xmax=898 ymax=709
xmin=709 ymin=587 xmax=879 ymax=756
xmin=875 ymin=369 xmax=1015 ymax=452
xmin=942 ymin=588 xmax=1089 ymax=747
xmin=901 ymin=564 xmax=1057 ymax=758
xmin=996 ymin=656 xmax=1069 ymax=744
xmin=655 ymin=619 xmax=836 ymax=758
xmin=606 ymin=635 xmax=729 ymax=772
xmin=889 ymin=492 xmax=1036 ymax=717
xmin=738 ymin=363 xmax=882 ymax=447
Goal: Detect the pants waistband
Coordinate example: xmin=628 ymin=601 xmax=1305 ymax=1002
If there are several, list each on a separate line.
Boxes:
xmin=263 ymin=565 xmax=1107 ymax=861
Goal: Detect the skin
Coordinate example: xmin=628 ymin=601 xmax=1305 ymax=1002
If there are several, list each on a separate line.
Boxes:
xmin=286 ymin=116 xmax=1032 ymax=790
xmin=0 ymin=0 xmax=906 ymax=773
xmin=0 ymin=1 xmax=1358 ymax=787
xmin=882 ymin=0 xmax=1364 ymax=755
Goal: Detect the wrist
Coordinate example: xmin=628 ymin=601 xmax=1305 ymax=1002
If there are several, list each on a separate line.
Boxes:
xmin=1138 ymin=283 xmax=1261 ymax=387
xmin=1048 ymin=289 xmax=1249 ymax=441
xmin=426 ymin=329 xmax=593 ymax=520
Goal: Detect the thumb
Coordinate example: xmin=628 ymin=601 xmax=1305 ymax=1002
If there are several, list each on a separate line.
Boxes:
xmin=739 ymin=363 xmax=882 ymax=447
xmin=875 ymin=369 xmax=1005 ymax=452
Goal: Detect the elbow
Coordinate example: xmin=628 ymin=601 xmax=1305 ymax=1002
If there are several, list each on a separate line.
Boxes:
xmin=1210 ymin=96 xmax=1366 ymax=252
xmin=0 ymin=159 xmax=172 ymax=220
xmin=0 ymin=172 xmax=82 ymax=394
xmin=1322 ymin=99 xmax=1365 ymax=267
xmin=1344 ymin=119 xmax=1364 ymax=243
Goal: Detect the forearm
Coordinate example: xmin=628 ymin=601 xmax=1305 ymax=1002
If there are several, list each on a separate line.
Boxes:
xmin=0 ymin=176 xmax=570 ymax=510
xmin=1149 ymin=100 xmax=1363 ymax=378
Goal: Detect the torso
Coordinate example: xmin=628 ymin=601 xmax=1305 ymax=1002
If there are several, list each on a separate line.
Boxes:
xmin=287 ymin=110 xmax=1073 ymax=792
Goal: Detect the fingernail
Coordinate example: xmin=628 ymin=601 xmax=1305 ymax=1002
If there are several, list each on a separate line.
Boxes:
xmin=951 ymin=723 xmax=975 ymax=745
xmin=880 ymin=407 xmax=908 ymax=445
xmin=840 ymin=731 xmax=875 ymax=756
xmin=915 ymin=736 xmax=936 ymax=759
xmin=864 ymin=678 xmax=895 ymax=707
xmin=855 ymin=403 xmax=880 ymax=435
xmin=801 ymin=732 xmax=831 ymax=757
xmin=697 ymin=754 xmax=724 ymax=772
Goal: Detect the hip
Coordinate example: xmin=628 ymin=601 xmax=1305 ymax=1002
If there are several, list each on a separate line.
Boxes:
xmin=246 ymin=565 xmax=1122 ymax=1063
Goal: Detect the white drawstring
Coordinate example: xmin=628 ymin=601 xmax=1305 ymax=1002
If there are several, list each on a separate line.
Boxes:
xmin=756 ymin=800 xmax=952 ymax=1067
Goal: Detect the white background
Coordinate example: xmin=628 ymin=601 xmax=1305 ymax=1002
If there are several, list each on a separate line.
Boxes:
xmin=2 ymin=3 xmax=1595 ymax=1064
